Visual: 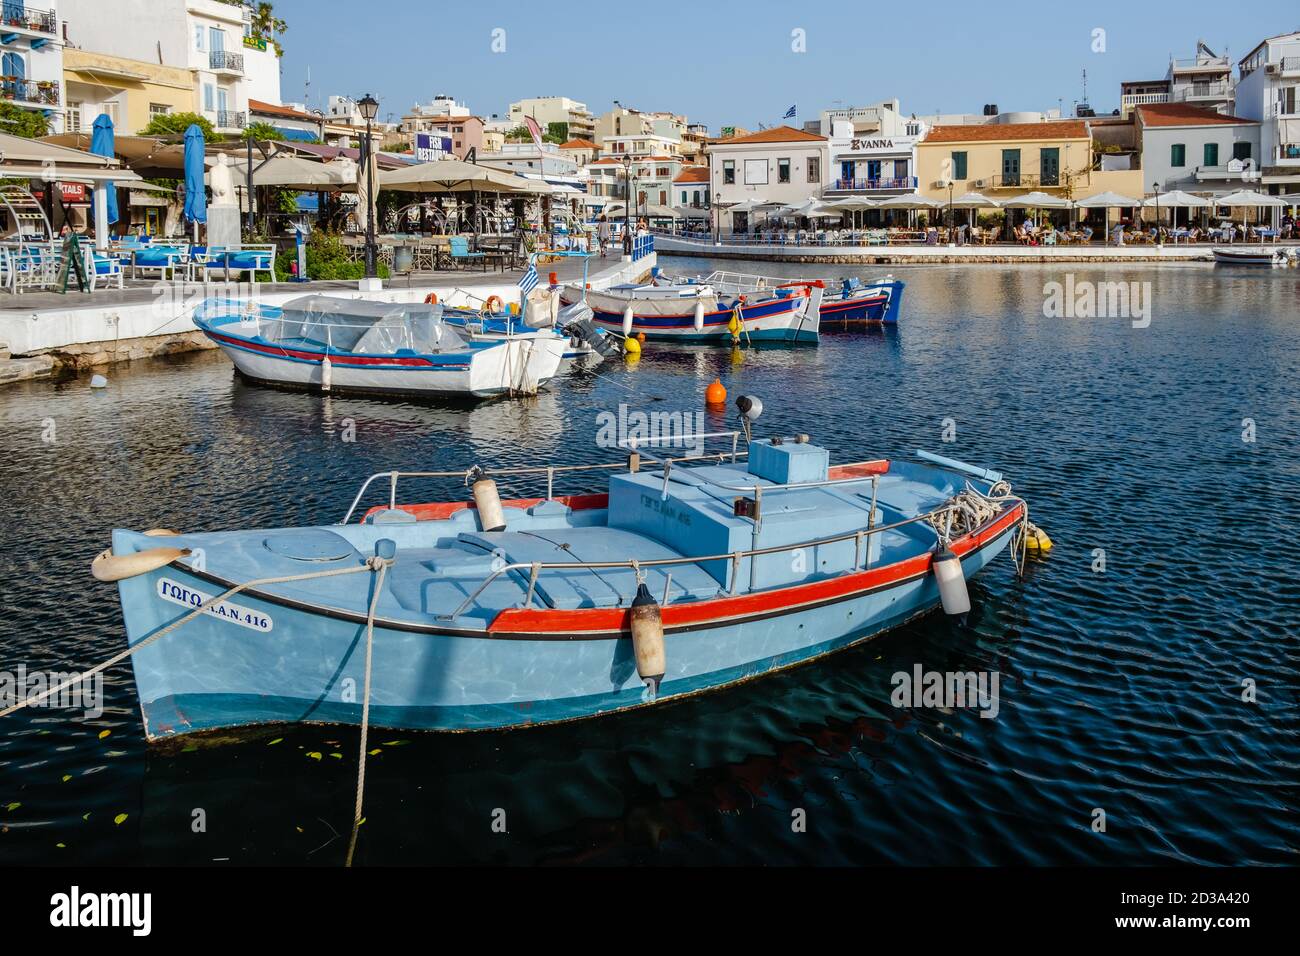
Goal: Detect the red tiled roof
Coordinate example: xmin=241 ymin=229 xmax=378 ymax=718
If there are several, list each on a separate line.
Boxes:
xmin=248 ymin=99 xmax=316 ymax=122
xmin=711 ymin=125 xmax=826 ymax=145
xmin=673 ymin=166 xmax=709 ymax=183
xmin=1136 ymin=103 xmax=1257 ymax=127
xmin=922 ymin=121 xmax=1090 ymax=143
xmin=559 ymin=138 xmax=597 ymax=149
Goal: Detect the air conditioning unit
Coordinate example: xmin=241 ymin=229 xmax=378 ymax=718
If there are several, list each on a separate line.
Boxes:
xmin=1265 ymin=62 xmax=1279 ymax=73
xmin=932 ymin=179 xmax=951 ymax=189
xmin=973 ymin=178 xmax=987 ymax=188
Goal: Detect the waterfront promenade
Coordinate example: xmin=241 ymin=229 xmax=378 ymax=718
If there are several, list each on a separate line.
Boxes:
xmin=652 ymin=232 xmax=1241 ymax=264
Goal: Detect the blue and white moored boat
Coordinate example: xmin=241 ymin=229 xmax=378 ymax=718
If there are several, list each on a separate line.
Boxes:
xmin=560 ymin=275 xmax=824 ymax=343
xmin=193 ymin=295 xmax=566 ymax=399
xmin=661 ymin=271 xmax=904 ymax=325
xmin=91 ymin=399 xmax=1034 ymax=739
xmin=816 ymin=276 xmax=905 ymax=325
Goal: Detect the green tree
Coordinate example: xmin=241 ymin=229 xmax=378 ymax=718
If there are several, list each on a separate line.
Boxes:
xmin=242 ymin=120 xmax=281 ymax=141
xmin=218 ymin=1 xmax=287 ymax=56
xmin=139 ymin=111 xmax=216 ymax=139
xmin=545 ymin=122 xmax=568 ymax=144
xmin=0 ymin=103 xmax=49 ymax=138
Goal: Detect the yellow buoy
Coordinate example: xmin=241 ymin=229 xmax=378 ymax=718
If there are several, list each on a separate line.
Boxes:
xmin=623 ymin=336 xmax=641 ymax=357
xmin=1023 ymin=522 xmax=1053 ymax=552
xmin=727 ymin=312 xmax=741 ymax=336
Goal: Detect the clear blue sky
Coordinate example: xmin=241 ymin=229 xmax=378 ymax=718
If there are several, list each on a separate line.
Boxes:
xmin=274 ymin=0 xmax=1299 ymax=129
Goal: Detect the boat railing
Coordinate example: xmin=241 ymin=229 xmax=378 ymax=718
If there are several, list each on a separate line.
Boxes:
xmin=441 ymin=498 xmax=1002 ymax=619
xmin=339 ymin=442 xmax=754 ymax=525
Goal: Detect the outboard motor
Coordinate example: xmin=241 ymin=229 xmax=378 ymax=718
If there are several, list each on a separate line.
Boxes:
xmin=560 ymin=301 xmax=621 ymax=359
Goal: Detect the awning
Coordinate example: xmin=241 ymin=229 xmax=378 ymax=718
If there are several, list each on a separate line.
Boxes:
xmin=222 ymin=155 xmax=355 ymax=190
xmin=948 ymin=191 xmax=1001 ymax=208
xmin=999 ymin=191 xmax=1073 ymax=209
xmin=380 ymin=159 xmax=551 ymax=194
xmin=1076 ymin=191 xmax=1143 ymax=208
xmin=1212 ymin=188 xmax=1287 ymax=207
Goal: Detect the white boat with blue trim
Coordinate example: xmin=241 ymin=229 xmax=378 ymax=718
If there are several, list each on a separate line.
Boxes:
xmin=91 ymin=398 xmax=1038 ymax=740
xmin=193 ymin=295 xmax=567 ymax=399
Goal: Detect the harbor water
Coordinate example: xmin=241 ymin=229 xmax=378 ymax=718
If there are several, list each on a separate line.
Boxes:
xmin=1 ymin=260 xmax=1297 ymax=865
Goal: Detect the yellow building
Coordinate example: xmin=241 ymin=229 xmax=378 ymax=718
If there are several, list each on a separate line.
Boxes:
xmin=916 ymin=120 xmax=1144 ymax=203
xmin=63 ymin=49 xmax=194 ymax=136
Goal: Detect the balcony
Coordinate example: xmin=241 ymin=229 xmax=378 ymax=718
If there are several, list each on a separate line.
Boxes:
xmin=977 ymin=173 xmax=1062 ymax=190
xmin=0 ymin=76 xmax=58 ymax=106
xmin=1280 ymin=57 xmax=1300 ymax=77
xmin=1276 ymin=144 xmax=1300 ymax=166
xmin=827 ymin=176 xmax=918 ymax=192
xmin=209 ymin=50 xmax=244 ymax=75
xmin=1121 ymin=92 xmax=1170 ymax=113
xmin=1170 ymin=55 xmax=1230 ymax=74
xmin=1194 ymin=161 xmax=1260 ymax=182
xmin=215 ymin=109 xmax=246 ymax=131
xmin=0 ymin=5 xmax=57 ymax=37
xmin=1171 ymin=81 xmax=1231 ymax=104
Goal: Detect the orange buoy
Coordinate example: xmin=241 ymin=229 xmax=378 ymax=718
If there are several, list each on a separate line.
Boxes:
xmin=637 ymin=331 xmax=646 ymax=343
xmin=485 ymin=295 xmax=504 ymax=313
xmin=705 ymin=378 xmax=726 ymax=405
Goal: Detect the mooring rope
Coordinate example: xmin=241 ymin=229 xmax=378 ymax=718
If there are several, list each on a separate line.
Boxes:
xmin=926 ymin=480 xmax=1031 ymax=577
xmin=345 ymin=557 xmax=389 ymax=868
xmin=0 ymin=553 xmax=393 ymax=867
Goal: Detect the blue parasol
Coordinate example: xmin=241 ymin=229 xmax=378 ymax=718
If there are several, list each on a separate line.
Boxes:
xmin=183 ymin=123 xmax=207 ymax=225
xmin=89 ymin=113 xmax=118 ymax=225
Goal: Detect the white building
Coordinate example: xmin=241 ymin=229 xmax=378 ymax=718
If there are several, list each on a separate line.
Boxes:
xmin=1120 ymin=40 xmax=1236 ymax=117
xmin=706 ymin=126 xmax=829 ymax=232
xmin=1234 ymin=31 xmax=1300 ymax=199
xmin=825 ymin=114 xmax=926 ymax=198
xmin=0 ymin=2 xmax=65 ymax=132
xmin=410 ymin=94 xmax=468 ymax=119
xmin=60 ymin=0 xmax=282 ymax=134
xmin=1134 ymin=103 xmax=1261 ymax=199
xmin=599 ymin=132 xmax=682 ymax=161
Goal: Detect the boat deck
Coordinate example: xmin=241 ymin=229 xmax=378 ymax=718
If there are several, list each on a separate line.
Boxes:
xmin=114 ymin=455 xmax=978 ymax=632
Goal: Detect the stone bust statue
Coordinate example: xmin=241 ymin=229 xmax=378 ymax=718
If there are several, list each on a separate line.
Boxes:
xmin=209 ymin=153 xmax=236 ymax=206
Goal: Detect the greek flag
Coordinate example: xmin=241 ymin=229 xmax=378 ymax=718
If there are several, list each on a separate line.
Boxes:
xmin=518 ymin=262 xmax=539 ymax=295
xmin=784 ymin=104 xmax=796 ymax=119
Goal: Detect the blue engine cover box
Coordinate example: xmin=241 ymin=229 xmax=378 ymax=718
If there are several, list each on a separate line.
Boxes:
xmin=747 ymin=439 xmax=829 ymax=485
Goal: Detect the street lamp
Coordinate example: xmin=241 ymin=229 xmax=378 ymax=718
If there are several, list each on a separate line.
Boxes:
xmin=1152 ymin=181 xmax=1162 ymax=246
xmin=359 ymin=93 xmax=380 ymax=278
xmin=621 ymin=153 xmax=632 ymax=256
xmin=947 ymin=181 xmax=954 ymax=243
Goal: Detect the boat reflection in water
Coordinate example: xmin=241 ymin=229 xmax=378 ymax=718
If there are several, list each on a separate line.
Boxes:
xmin=133 ymin=577 xmax=1029 ymax=865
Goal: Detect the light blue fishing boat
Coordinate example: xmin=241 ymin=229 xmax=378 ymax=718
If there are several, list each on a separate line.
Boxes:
xmin=93 ymin=400 xmax=1033 ymax=740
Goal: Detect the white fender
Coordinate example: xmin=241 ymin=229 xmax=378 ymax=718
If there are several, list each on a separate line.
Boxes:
xmin=694 ymin=298 xmax=705 ymax=332
xmin=320 ymin=354 xmax=333 ymax=392
xmin=622 ymin=302 xmax=635 ymax=337
xmin=92 ymin=545 xmax=191 ymax=583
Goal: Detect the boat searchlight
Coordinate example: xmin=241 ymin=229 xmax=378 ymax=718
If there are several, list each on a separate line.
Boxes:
xmin=736 ymin=395 xmax=763 ymax=442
